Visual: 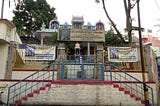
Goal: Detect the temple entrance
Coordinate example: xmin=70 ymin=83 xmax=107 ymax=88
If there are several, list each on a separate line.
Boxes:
xmin=57 ymin=62 xmax=104 ymax=81
xmin=66 ymin=42 xmax=96 ymax=63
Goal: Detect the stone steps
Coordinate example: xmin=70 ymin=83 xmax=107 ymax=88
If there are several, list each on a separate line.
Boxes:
xmin=15 ymin=81 xmax=145 ymax=106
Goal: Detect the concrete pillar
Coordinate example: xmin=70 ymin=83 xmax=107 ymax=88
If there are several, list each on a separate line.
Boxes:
xmin=96 ymin=43 xmax=103 ymax=63
xmin=5 ymin=41 xmax=16 ymax=79
xmin=58 ymin=43 xmax=66 ymax=61
xmin=87 ymin=42 xmax=90 ymax=57
xmin=87 ymin=42 xmax=91 ymax=62
xmin=57 ymin=43 xmax=67 ymax=79
xmin=144 ymin=45 xmax=154 ymax=81
xmin=95 ymin=43 xmax=103 ymax=79
xmin=41 ymin=35 xmax=44 ymax=45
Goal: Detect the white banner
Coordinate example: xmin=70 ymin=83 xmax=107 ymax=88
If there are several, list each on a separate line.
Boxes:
xmin=108 ymin=47 xmax=138 ymax=62
xmin=25 ymin=45 xmax=56 ymax=60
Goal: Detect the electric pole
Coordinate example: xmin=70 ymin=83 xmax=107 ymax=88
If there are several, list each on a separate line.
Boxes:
xmin=137 ymin=0 xmax=150 ymax=106
xmin=1 ymin=0 xmax=4 ymax=19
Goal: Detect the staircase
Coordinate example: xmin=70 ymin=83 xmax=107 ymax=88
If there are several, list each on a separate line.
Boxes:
xmin=6 ymin=62 xmax=155 ymax=106
xmin=20 ymin=82 xmax=144 ymax=106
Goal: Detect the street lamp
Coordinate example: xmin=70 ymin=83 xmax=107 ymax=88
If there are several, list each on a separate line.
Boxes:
xmin=136 ymin=0 xmax=150 ymax=106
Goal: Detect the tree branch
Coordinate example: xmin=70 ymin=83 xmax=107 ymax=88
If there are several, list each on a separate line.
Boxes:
xmin=123 ymin=0 xmax=133 ymax=44
xmin=102 ymin=0 xmax=125 ymax=43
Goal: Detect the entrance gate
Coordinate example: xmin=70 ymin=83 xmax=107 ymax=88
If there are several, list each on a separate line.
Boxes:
xmin=57 ymin=62 xmax=104 ymax=81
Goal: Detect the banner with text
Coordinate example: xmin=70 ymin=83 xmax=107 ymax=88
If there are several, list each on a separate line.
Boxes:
xmin=21 ymin=44 xmax=56 ymax=60
xmin=108 ymin=47 xmax=138 ymax=62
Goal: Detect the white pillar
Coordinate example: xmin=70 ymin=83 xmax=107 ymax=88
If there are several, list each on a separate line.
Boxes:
xmin=87 ymin=42 xmax=90 ymax=56
xmin=41 ymin=36 xmax=44 ymax=45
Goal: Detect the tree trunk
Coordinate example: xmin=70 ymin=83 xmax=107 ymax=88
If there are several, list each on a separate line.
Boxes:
xmin=102 ymin=0 xmax=125 ymax=43
xmin=123 ymin=0 xmax=132 ymax=45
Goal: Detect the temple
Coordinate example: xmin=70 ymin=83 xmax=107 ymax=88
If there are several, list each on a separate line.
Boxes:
xmin=34 ymin=16 xmax=106 ymax=63
xmin=0 ymin=17 xmax=159 ymax=106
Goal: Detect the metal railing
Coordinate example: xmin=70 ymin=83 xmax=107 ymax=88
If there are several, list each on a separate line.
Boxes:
xmin=7 ymin=63 xmax=54 ymax=105
xmin=104 ymin=63 xmax=154 ymax=106
xmin=67 ymin=55 xmax=95 ymax=63
xmin=7 ymin=61 xmax=154 ymax=106
xmin=57 ymin=62 xmax=104 ymax=81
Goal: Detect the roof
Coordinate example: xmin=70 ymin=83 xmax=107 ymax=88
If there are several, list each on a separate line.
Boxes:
xmin=37 ymin=28 xmax=58 ymax=33
xmin=96 ymin=20 xmax=104 ymax=26
xmin=72 ymin=16 xmax=84 ymax=23
xmin=0 ymin=19 xmax=15 ymax=28
xmin=20 ymin=36 xmax=40 ymax=44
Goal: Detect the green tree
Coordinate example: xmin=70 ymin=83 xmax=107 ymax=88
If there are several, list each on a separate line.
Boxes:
xmin=105 ymin=27 xmax=127 ymax=46
xmin=12 ymin=0 xmax=56 ymax=36
xmin=66 ymin=42 xmax=75 ymax=55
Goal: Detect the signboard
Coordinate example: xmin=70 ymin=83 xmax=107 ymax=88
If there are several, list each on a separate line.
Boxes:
xmin=108 ymin=47 xmax=138 ymax=62
xmin=70 ymin=29 xmax=105 ymax=42
xmin=34 ymin=46 xmax=56 ymax=60
xmin=20 ymin=44 xmax=56 ymax=60
xmin=58 ymin=28 xmax=105 ymax=42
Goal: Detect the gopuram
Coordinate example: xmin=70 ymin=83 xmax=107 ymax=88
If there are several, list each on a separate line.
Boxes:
xmin=57 ymin=16 xmax=105 ymax=63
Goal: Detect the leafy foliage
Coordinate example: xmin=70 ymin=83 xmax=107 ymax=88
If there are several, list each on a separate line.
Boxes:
xmin=66 ymin=42 xmax=75 ymax=55
xmin=105 ymin=27 xmax=127 ymax=46
xmin=12 ymin=0 xmax=56 ymax=36
xmin=66 ymin=42 xmax=75 ymax=50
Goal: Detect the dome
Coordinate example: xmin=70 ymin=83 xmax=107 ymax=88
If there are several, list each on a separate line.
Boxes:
xmin=96 ymin=20 xmax=104 ymax=26
xmin=96 ymin=20 xmax=104 ymax=30
xmin=49 ymin=19 xmax=59 ymax=29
